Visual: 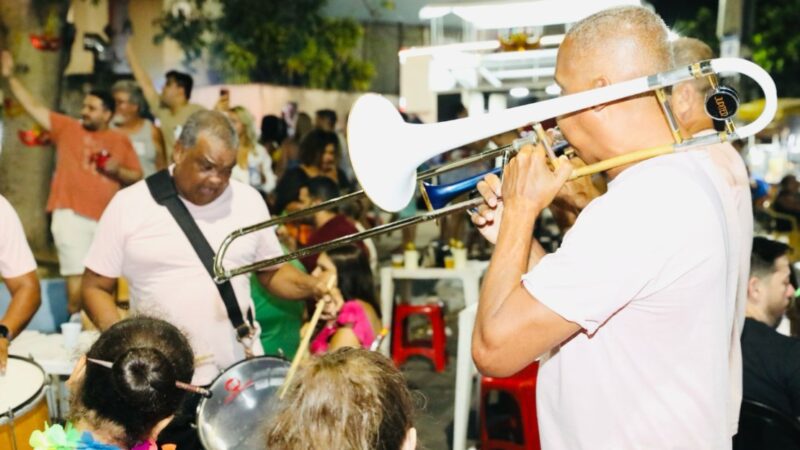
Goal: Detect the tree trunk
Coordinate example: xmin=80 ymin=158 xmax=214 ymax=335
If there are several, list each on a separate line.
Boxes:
xmin=0 ymin=0 xmax=69 ymax=256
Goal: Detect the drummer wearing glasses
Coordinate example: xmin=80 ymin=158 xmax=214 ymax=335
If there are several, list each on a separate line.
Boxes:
xmin=81 ymin=110 xmax=338 ymax=448
xmin=471 ymin=6 xmax=744 ymax=449
xmin=0 ymin=194 xmax=41 ymax=375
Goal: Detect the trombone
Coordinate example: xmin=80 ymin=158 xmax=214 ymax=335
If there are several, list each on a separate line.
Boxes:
xmin=212 ymin=58 xmax=777 ymax=283
xmin=211 ymin=135 xmax=537 ymax=282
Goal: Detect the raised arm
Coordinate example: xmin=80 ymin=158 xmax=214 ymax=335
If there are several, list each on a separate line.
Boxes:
xmin=1 ymin=51 xmax=51 ymax=130
xmin=257 ymin=263 xmax=341 ymax=320
xmin=152 ymin=124 xmax=167 ymax=169
xmin=125 ymin=41 xmax=159 ymax=106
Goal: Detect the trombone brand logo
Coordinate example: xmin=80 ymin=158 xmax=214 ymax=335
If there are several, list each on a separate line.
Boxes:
xmin=705 ymin=86 xmax=739 ymax=120
xmin=714 ymin=96 xmax=729 ymax=118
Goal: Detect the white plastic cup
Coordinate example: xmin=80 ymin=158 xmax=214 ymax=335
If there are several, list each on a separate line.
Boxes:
xmin=391 ymin=254 xmax=404 ymax=268
xmin=61 ymin=322 xmax=82 ymax=352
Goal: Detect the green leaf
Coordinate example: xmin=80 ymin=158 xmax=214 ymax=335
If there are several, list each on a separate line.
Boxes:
xmin=154 ymin=0 xmax=374 ymax=90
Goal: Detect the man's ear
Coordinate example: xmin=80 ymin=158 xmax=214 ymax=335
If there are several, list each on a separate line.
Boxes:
xmin=173 ymin=143 xmax=185 ymax=164
xmin=747 ymin=275 xmax=762 ymax=303
xmin=671 ymin=83 xmax=694 ymax=122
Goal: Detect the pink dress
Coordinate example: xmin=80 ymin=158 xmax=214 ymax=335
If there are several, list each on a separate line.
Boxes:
xmin=310 ymin=300 xmax=376 ymax=354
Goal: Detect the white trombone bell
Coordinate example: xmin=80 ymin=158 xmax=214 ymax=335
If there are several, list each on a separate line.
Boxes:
xmin=347 ymin=58 xmax=777 ymax=212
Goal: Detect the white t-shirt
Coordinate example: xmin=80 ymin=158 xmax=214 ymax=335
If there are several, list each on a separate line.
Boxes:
xmin=0 ymin=195 xmax=37 ymax=278
xmin=230 ymin=143 xmax=277 ymax=194
xmin=84 ymin=177 xmax=283 ymax=385
xmin=700 ymin=135 xmax=752 ymax=436
xmin=522 ymin=152 xmax=736 ymax=449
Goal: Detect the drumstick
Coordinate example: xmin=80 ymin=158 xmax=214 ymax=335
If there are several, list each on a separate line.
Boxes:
xmin=194 ymin=353 xmax=214 ymax=366
xmin=279 ymin=275 xmax=336 ymax=399
xmin=369 ymin=328 xmax=389 ymax=352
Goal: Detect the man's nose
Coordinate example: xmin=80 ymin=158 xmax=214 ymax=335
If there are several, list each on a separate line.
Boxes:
xmin=208 ymin=171 xmax=227 ymax=186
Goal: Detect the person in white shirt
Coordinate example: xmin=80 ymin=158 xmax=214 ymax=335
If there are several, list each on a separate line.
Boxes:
xmin=0 ymin=194 xmax=41 ymax=374
xmin=81 ymin=110 xmax=337 ymax=449
xmin=227 ymin=105 xmax=276 ymax=194
xmin=670 ymin=36 xmax=754 ymax=435
xmin=470 ymin=6 xmax=741 ymax=449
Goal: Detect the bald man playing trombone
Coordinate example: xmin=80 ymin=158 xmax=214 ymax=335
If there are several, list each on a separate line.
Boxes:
xmin=471 ymin=7 xmax=744 ymax=448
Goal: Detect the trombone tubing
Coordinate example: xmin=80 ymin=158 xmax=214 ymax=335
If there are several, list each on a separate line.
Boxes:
xmin=213 ymin=132 xmax=727 ymax=282
xmin=215 ymin=197 xmax=485 ymax=282
xmin=211 ymin=136 xmax=534 ymax=280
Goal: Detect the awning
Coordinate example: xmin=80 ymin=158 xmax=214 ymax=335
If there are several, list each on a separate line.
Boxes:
xmin=738 ymin=98 xmax=800 ymax=123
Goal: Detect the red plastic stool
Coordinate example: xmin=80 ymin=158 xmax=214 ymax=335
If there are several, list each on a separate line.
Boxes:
xmin=391 ymin=302 xmax=447 ymax=372
xmin=479 ymin=361 xmax=540 ymax=450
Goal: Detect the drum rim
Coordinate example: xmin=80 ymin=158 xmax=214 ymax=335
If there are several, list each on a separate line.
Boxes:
xmin=0 ymin=354 xmax=47 ymax=424
xmin=196 ymin=356 xmax=290 ymax=450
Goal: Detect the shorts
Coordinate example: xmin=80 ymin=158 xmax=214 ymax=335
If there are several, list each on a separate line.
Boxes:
xmin=51 ymin=208 xmax=98 ymax=276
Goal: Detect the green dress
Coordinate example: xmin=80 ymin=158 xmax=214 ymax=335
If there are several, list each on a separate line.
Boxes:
xmin=251 ymin=258 xmax=306 ymax=360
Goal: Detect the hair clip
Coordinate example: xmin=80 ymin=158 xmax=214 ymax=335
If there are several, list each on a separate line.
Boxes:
xmin=87 ymin=357 xmax=113 ymax=369
xmin=87 ymin=357 xmax=212 ymax=398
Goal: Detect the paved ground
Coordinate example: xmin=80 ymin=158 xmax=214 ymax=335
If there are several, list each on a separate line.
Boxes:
xmin=375 ymin=220 xmax=480 ymax=450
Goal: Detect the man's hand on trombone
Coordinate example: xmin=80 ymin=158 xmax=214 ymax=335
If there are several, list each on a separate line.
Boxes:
xmin=470 ymin=142 xmax=574 ymax=244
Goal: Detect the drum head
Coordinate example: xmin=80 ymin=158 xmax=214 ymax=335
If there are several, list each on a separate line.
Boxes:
xmin=0 ymin=355 xmax=46 ymax=424
xmin=197 ymin=357 xmax=290 ymax=450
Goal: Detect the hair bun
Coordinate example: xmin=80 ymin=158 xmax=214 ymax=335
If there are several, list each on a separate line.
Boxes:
xmin=112 ymin=347 xmax=177 ymax=412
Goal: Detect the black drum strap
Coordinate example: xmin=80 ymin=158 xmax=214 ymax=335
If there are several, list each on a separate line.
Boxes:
xmin=145 ymin=170 xmax=254 ymax=342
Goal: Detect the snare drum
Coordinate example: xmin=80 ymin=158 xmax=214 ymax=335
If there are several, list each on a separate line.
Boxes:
xmin=0 ymin=356 xmax=50 ymax=450
xmin=197 ymin=356 xmax=290 ymax=450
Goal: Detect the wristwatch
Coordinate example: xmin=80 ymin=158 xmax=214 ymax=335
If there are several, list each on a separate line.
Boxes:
xmin=0 ymin=324 xmax=9 ymax=340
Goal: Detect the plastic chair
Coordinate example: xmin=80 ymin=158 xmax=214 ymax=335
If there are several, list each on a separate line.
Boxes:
xmin=733 ymin=399 xmax=800 ymax=450
xmin=391 ymin=302 xmax=447 ymax=372
xmin=0 ymin=279 xmax=67 ymax=333
xmin=479 ymin=361 xmax=541 ymax=450
xmin=758 ymin=199 xmax=800 ymax=260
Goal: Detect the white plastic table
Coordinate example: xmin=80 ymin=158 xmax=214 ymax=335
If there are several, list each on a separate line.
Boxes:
xmin=378 ymin=260 xmax=489 ymax=355
xmin=9 ymin=330 xmax=98 ymax=375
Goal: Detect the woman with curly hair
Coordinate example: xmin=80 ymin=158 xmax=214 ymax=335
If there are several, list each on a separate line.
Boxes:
xmin=265 ymin=347 xmax=417 ymax=450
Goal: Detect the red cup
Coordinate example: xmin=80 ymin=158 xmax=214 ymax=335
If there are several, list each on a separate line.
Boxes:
xmin=90 ymin=150 xmax=111 ymax=170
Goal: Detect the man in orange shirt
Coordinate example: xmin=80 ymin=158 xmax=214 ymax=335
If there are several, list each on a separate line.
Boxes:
xmin=1 ymin=51 xmax=142 ymax=315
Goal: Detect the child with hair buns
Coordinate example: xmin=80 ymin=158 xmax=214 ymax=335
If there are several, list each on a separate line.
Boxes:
xmin=29 ymin=317 xmax=194 ymax=449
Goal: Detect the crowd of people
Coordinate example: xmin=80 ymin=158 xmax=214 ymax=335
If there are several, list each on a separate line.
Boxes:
xmin=0 ymin=4 xmax=799 ymax=450
xmin=1 ymin=33 xmax=407 ymax=449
